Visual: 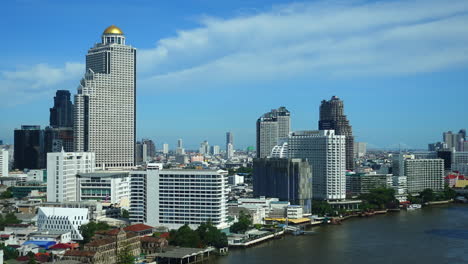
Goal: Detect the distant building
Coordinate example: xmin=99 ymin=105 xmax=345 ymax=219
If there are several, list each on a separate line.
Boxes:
xmin=14 ymin=125 xmax=45 ymax=170
xmin=0 ymin=149 xmax=8 ymax=177
xmin=211 ymin=145 xmax=220 ymax=155
xmin=354 ymin=142 xmax=367 ymax=158
xmin=253 ymin=158 xmax=312 ymax=212
xmin=226 ymin=143 xmax=234 ymax=160
xmin=37 ymin=207 xmax=89 ymax=240
xmin=404 ymin=159 xmax=444 ymax=193
xmin=287 ymin=130 xmax=346 ymax=200
xmin=452 ymin=152 xmax=468 ymax=175
xmin=49 ymin=90 xmax=74 ymax=128
xmin=176 ymin=139 xmax=185 ymax=155
xmin=162 ymin=143 xmax=169 ymax=154
xmin=443 ymin=130 xmax=464 ymax=151
xmin=319 ymin=96 xmax=354 ymax=170
xmin=428 ymin=142 xmax=447 ymax=151
xmin=199 ymin=140 xmax=210 ymax=155
xmin=346 ymin=172 xmax=393 ymax=196
xmin=256 ymin=107 xmax=290 ymax=158
xmin=47 ymin=151 xmax=95 ymax=202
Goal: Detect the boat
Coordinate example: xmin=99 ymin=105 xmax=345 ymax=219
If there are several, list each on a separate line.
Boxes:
xmin=406 ymin=204 xmax=422 ymax=210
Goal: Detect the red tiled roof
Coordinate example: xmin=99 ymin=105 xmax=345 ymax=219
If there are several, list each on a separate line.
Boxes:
xmin=95 ymin=229 xmax=120 ymax=236
xmin=0 ymin=234 xmax=10 ymax=238
xmin=159 ymin=232 xmax=170 ymax=238
xmin=445 ymin=175 xmax=457 ymax=179
xmin=86 ymin=238 xmax=115 ymax=247
xmin=124 ymin=223 xmax=154 ymax=232
xmin=50 ymin=243 xmax=73 ymax=249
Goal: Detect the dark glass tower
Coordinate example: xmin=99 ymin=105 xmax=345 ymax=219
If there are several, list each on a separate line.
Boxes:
xmin=319 ymin=96 xmax=354 ymax=170
xmin=50 ymin=90 xmax=74 ymax=128
xmin=14 ymin=125 xmax=45 ymax=170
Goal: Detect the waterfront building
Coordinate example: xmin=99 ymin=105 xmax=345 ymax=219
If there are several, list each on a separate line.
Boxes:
xmin=256 ymin=107 xmax=291 ymax=158
xmin=452 ymin=151 xmax=468 ymax=175
xmin=46 ymin=150 xmax=95 ymax=202
xmin=0 ymin=149 xmax=8 ymax=177
xmin=50 ymin=90 xmax=74 ymax=128
xmin=253 ymin=158 xmax=312 ymax=212
xmin=287 ymin=130 xmax=346 ymax=200
xmin=392 ymin=175 xmax=408 ymax=201
xmin=162 ymin=143 xmax=169 ymax=154
xmin=76 ymin=171 xmax=130 ymax=206
xmin=129 ymin=166 xmax=229 ymax=230
xmin=74 ymin=25 xmax=136 ymax=168
xmin=404 ymin=159 xmax=444 ymax=193
xmin=14 ymin=125 xmax=45 ymax=170
xmin=319 ymin=96 xmax=354 ymax=170
xmin=37 ymin=207 xmax=89 ymax=240
xmin=346 ymin=172 xmax=393 ymax=196
xmin=354 ymin=142 xmax=367 ymax=158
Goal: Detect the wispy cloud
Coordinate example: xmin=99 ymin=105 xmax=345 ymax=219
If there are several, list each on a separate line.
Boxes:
xmin=138 ymin=0 xmax=468 ymax=90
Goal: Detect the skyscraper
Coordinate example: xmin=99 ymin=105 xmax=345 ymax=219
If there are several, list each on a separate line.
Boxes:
xmin=14 ymin=125 xmax=45 ymax=170
xmin=74 ymin=25 xmax=136 ymax=168
xmin=226 ymin=132 xmax=233 ymax=148
xmin=199 ymin=140 xmax=210 ymax=155
xmin=162 ymin=143 xmax=169 ymax=154
xmin=319 ymin=96 xmax=354 ymax=170
xmin=50 ymin=90 xmax=74 ymax=128
xmin=256 ymin=107 xmax=291 ymax=158
xmin=176 ymin=139 xmax=185 ymax=155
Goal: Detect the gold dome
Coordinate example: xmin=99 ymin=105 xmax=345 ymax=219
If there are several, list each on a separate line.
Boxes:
xmin=103 ymin=25 xmax=123 ymax=35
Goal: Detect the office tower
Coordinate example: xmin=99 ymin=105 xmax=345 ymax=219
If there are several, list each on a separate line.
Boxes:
xmin=162 ymin=143 xmax=169 ymax=154
xmin=211 ymin=145 xmax=220 ymax=155
xmin=319 ymin=96 xmax=354 ymax=170
xmin=226 ymin=143 xmax=234 ymax=160
xmin=44 ymin=127 xmax=74 ymax=153
xmin=176 ymin=139 xmax=185 ymax=155
xmin=346 ymin=172 xmax=393 ymax=196
xmin=0 ymin=149 xmax=8 ymax=177
xmin=199 ymin=140 xmax=209 ymax=155
xmin=74 ymin=25 xmax=136 ymax=168
xmin=37 ymin=207 xmax=89 ymax=240
xmin=135 ymin=141 xmax=143 ymax=164
xmin=226 ymin=132 xmax=233 ymax=147
xmin=14 ymin=125 xmax=45 ymax=170
xmin=404 ymin=159 xmax=444 ymax=193
xmin=130 ymin=167 xmax=229 ymax=230
xmin=287 ymin=130 xmax=346 ymax=200
xmin=47 ymin=150 xmax=95 ymax=202
xmin=141 ymin=139 xmax=156 ymax=158
xmin=256 ymin=107 xmax=291 ymax=158
xmin=253 ymin=158 xmax=312 ymax=212
xmin=354 ymin=142 xmax=367 ymax=158
xmin=428 ymin=142 xmax=447 ymax=151
xmin=443 ymin=130 xmax=464 ymax=151
xmin=50 ymin=90 xmax=74 ymax=128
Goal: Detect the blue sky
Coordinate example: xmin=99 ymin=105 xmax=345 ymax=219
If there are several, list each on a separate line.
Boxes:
xmin=1 ymin=0 xmax=467 ymax=150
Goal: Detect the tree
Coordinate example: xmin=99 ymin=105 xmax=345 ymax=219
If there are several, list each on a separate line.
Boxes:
xmin=0 ymin=187 xmax=13 ymax=199
xmin=0 ymin=212 xmax=21 ymax=231
xmin=79 ymin=221 xmax=112 ymax=245
xmin=117 ymin=244 xmax=135 ymax=264
xmin=0 ymin=244 xmax=19 ymax=260
xmin=359 ymin=188 xmax=397 ymax=209
xmin=196 ymin=221 xmax=228 ymax=248
xmin=230 ymin=211 xmax=252 ymax=234
xmin=443 ymin=186 xmax=457 ymax=200
xmin=121 ymin=209 xmax=130 ymax=219
xmin=27 ymin=251 xmax=38 ymax=264
xmin=312 ymin=201 xmax=334 ymax=216
xmin=169 ymin=224 xmax=201 ymax=248
xmin=420 ymin=188 xmax=435 ymax=202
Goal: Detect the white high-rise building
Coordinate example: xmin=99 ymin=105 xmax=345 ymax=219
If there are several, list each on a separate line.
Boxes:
xmin=199 ymin=141 xmax=209 ymax=155
xmin=176 ymin=139 xmax=185 ymax=155
xmin=226 ymin=143 xmax=234 ymax=160
xmin=129 ymin=167 xmax=229 ymax=230
xmin=162 ymin=143 xmax=169 ymax=154
xmin=76 ymin=171 xmax=130 ymax=207
xmin=287 ymin=130 xmax=346 ymax=200
xmin=47 ymin=151 xmax=95 ymax=202
xmin=256 ymin=107 xmax=291 ymax=158
xmin=0 ymin=149 xmax=8 ymax=177
xmin=211 ymin=145 xmax=220 ymax=155
xmin=37 ymin=207 xmax=89 ymax=240
xmin=404 ymin=159 xmax=444 ymax=193
xmin=354 ymin=142 xmax=367 ymax=158
xmin=74 ymin=25 xmax=136 ymax=169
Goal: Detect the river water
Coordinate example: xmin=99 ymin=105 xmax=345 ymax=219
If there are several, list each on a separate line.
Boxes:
xmin=213 ymin=204 xmax=468 ymax=264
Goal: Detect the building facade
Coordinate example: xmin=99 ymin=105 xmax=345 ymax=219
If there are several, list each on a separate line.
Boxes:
xmin=404 ymin=159 xmax=444 ymax=193
xmin=287 ymin=130 xmax=346 ymax=200
xmin=76 ymin=171 xmax=130 ymax=206
xmin=253 ymin=158 xmax=312 ymax=212
xmin=256 ymin=107 xmax=290 ymax=158
xmin=318 ymin=96 xmax=354 ymax=170
xmin=37 ymin=207 xmax=89 ymax=240
xmin=0 ymin=149 xmax=8 ymax=177
xmin=74 ymin=25 xmax=136 ymax=168
xmin=47 ymin=151 xmax=95 ymax=202
xmin=346 ymin=172 xmax=393 ymax=196
xmin=50 ymin=90 xmax=74 ymax=128
xmin=14 ymin=125 xmax=45 ymax=170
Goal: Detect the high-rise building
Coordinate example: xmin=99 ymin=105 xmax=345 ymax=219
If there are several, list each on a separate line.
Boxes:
xmin=199 ymin=140 xmax=210 ymax=155
xmin=256 ymin=107 xmax=291 ymax=158
xmin=141 ymin=139 xmax=156 ymax=158
xmin=44 ymin=127 xmax=74 ymax=153
xmin=50 ymin=90 xmax=74 ymax=128
xmin=176 ymin=139 xmax=185 ymax=155
xmin=443 ymin=130 xmax=464 ymax=151
xmin=346 ymin=172 xmax=393 ymax=196
xmin=404 ymin=159 xmax=444 ymax=193
xmin=319 ymin=96 xmax=354 ymax=170
xmin=14 ymin=125 xmax=45 ymax=170
xmin=76 ymin=171 xmax=130 ymax=205
xmin=162 ymin=143 xmax=169 ymax=154
xmin=47 ymin=150 xmax=95 ymax=202
xmin=74 ymin=25 xmax=136 ymax=168
xmin=129 ymin=167 xmax=229 ymax=230
xmin=253 ymin=158 xmax=312 ymax=212
xmin=226 ymin=143 xmax=234 ymax=160
xmin=287 ymin=130 xmax=346 ymax=200
xmin=211 ymin=145 xmax=220 ymax=155
xmin=354 ymin=142 xmax=367 ymax=158
xmin=0 ymin=149 xmax=8 ymax=177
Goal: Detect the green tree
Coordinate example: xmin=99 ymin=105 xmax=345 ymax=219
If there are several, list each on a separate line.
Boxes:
xmin=0 ymin=244 xmax=19 ymax=260
xmin=0 ymin=212 xmax=22 ymax=231
xmin=169 ymin=224 xmax=201 ymax=248
xmin=117 ymin=244 xmax=135 ymax=264
xmin=79 ymin=221 xmax=112 ymax=245
xmin=443 ymin=186 xmax=457 ymax=200
xmin=420 ymin=188 xmax=435 ymax=202
xmin=196 ymin=221 xmax=228 ymax=248
xmin=312 ymin=201 xmax=334 ymax=216
xmin=0 ymin=187 xmax=13 ymax=199
xmin=121 ymin=209 xmax=130 ymax=218
xmin=230 ymin=211 xmax=252 ymax=234
xmin=27 ymin=251 xmax=38 ymax=264
xmin=359 ymin=188 xmax=397 ymax=209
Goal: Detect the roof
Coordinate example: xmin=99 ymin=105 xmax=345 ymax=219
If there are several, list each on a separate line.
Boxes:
xmin=23 ymin=240 xmax=56 ymax=249
xmin=264 ymin=217 xmax=311 ymax=224
xmin=140 ymin=236 xmax=165 ymax=243
xmin=156 ymin=247 xmax=214 ymax=259
xmin=124 ymin=223 xmax=154 ymax=233
xmin=77 ymin=172 xmax=129 ymax=179
xmin=64 ymin=250 xmax=96 ymax=257
xmin=103 ymin=25 xmax=123 ymax=35
xmin=50 ymin=243 xmax=74 ymax=250
xmin=86 ymin=238 xmax=115 ymax=247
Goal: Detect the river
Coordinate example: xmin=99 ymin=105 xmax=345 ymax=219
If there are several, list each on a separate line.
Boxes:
xmin=212 ymin=204 xmax=468 ymax=264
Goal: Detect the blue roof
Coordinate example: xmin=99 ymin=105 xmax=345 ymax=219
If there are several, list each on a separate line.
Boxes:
xmin=23 ymin=241 xmax=56 ymax=249
xmin=271 ymin=201 xmax=289 ymax=204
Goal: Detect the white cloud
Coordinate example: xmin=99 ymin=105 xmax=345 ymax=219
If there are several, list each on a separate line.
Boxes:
xmin=138 ymin=0 xmax=468 ymax=90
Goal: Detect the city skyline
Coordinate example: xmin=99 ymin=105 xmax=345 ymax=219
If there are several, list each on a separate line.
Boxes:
xmin=1 ymin=0 xmax=468 ymax=149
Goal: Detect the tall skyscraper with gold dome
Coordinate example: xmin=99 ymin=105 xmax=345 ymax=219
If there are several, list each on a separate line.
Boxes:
xmin=74 ymin=25 xmax=136 ymax=168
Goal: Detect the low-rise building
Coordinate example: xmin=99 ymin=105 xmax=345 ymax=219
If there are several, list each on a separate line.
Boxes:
xmin=37 ymin=207 xmax=89 ymax=241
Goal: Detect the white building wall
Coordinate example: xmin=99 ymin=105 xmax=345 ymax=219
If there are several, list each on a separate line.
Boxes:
xmin=0 ymin=150 xmax=8 ymax=177
xmin=37 ymin=207 xmax=89 ymax=241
